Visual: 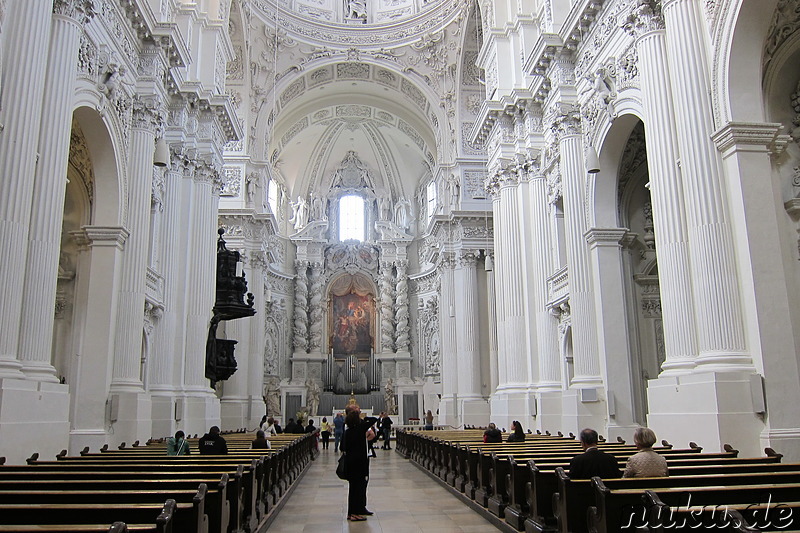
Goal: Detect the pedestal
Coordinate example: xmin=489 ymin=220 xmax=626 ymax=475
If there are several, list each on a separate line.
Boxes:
xmin=560 ymin=388 xmax=607 ymax=439
xmin=647 ymin=371 xmax=763 ymax=456
xmin=0 ymin=379 xmax=70 ymax=464
xmin=106 ymin=391 xmax=153 ymax=449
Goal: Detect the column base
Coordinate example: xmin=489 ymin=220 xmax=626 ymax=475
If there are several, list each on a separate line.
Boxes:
xmin=438 ymin=395 xmax=459 ymax=427
xmin=646 ymin=371 xmax=764 ymax=456
xmin=0 ymin=357 xmax=25 ymax=379
xmin=490 ymin=387 xmax=536 ymax=431
xmin=106 ymin=391 xmax=153 ymax=450
xmin=560 ymin=387 xmax=607 ymax=439
xmin=20 ymin=361 xmax=60 ymax=383
xmin=460 ymin=397 xmax=490 ymax=427
xmin=0 ymin=378 xmax=70 ymax=464
xmin=221 ymin=395 xmax=264 ymax=431
xmin=181 ymin=391 xmax=222 ymax=437
xmin=535 ymin=391 xmax=564 ymax=435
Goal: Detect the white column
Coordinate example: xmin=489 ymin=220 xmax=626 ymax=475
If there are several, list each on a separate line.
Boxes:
xmin=525 ymin=167 xmax=561 ymax=391
xmin=438 ymin=255 xmax=458 ymax=425
xmin=148 ymin=155 xmax=184 ymax=434
xmin=111 ymin=99 xmax=159 ymax=391
xmin=662 ymin=0 xmax=749 ymax=368
xmin=455 ymin=251 xmax=480 ymax=399
xmin=18 ymin=0 xmax=94 ymax=381
xmin=0 ymin=0 xmax=55 ymax=376
xmin=184 ymin=163 xmax=217 ymax=391
xmin=488 ymin=184 xmax=508 ymax=388
xmin=555 ymin=118 xmax=602 ymax=385
xmin=292 ymin=260 xmax=309 ymax=354
xmin=628 ymin=7 xmax=699 ymax=374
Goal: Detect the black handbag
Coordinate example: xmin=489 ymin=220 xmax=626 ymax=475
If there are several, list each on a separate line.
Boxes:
xmin=336 ymin=453 xmax=348 ymax=480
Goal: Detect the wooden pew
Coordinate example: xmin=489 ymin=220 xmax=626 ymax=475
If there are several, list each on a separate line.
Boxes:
xmin=588 ymin=477 xmax=800 ymax=533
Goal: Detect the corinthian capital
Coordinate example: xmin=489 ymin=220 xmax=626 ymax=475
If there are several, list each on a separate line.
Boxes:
xmin=622 ymin=0 xmax=665 ymax=39
xmin=53 ymin=0 xmax=96 ymax=24
xmin=549 ymin=106 xmax=582 ymax=143
xmin=131 ymin=97 xmax=161 ymax=133
xmin=484 ymin=165 xmax=520 ymax=198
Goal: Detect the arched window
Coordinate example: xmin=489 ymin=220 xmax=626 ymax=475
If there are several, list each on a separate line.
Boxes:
xmin=339 ymin=194 xmax=365 ymax=241
xmin=426 ymin=180 xmax=437 ymax=222
xmin=267 ymin=178 xmax=278 ymax=216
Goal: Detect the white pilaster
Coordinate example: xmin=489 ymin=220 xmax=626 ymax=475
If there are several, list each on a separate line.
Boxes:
xmin=628 ymin=6 xmax=699 ymax=375
xmin=438 ymin=254 xmax=458 ymax=426
xmin=18 ymin=0 xmax=94 ymax=381
xmin=455 ymin=250 xmax=487 ymax=423
xmin=485 ymin=255 xmax=499 ymax=395
xmin=0 ymin=0 xmax=55 ymax=376
xmin=662 ymin=0 xmax=750 ymax=369
xmin=586 ymin=227 xmax=638 ymax=440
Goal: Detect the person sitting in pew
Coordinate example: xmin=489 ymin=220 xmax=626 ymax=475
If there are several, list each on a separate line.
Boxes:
xmin=483 ymin=422 xmax=502 ymax=443
xmin=198 ymin=425 xmax=228 ymax=455
xmin=283 ymin=418 xmax=301 ymax=433
xmin=251 ymin=430 xmax=272 ymax=449
xmin=166 ymin=430 xmax=190 ymax=456
xmin=568 ymin=428 xmax=621 ymax=479
xmin=261 ymin=416 xmax=278 ymax=436
xmin=623 ymin=427 xmax=668 ymax=478
xmin=507 ymin=421 xmax=526 ymax=442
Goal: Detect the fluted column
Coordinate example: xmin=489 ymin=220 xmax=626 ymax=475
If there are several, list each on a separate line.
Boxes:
xmin=394 ymin=261 xmax=410 ymax=352
xmin=525 ymin=165 xmax=561 ymax=390
xmin=662 ymin=0 xmax=749 ymax=368
xmin=0 ymin=0 xmax=55 ymax=376
xmin=487 ymin=167 xmax=527 ymax=387
xmin=438 ymin=254 xmax=458 ymax=424
xmin=455 ymin=251 xmax=481 ymax=398
xmin=554 ymin=112 xmax=602 ymax=384
xmin=184 ymin=163 xmax=217 ymax=389
xmin=292 ymin=261 xmax=309 ymax=353
xmin=487 ymin=176 xmax=508 ymax=387
xmin=17 ymin=0 xmax=95 ymax=380
xmin=379 ymin=261 xmax=395 ymax=353
xmin=308 ymin=262 xmax=323 ymax=352
xmin=149 ymin=155 xmax=183 ymax=392
xmin=626 ymin=0 xmax=698 ymax=374
xmin=111 ymin=99 xmax=160 ymax=391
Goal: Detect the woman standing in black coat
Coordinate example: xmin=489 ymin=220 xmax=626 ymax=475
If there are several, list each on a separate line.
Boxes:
xmin=340 ymin=404 xmax=378 ymax=521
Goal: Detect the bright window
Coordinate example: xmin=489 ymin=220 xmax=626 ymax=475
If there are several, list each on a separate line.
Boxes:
xmin=426 ymin=181 xmax=437 ymax=221
xmin=339 ymin=194 xmax=365 ymax=241
xmin=267 ymin=179 xmax=278 ymax=216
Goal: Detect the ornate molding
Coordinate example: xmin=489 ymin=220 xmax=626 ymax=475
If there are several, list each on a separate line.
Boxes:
xmin=53 ymin=0 xmax=96 ymax=23
xmin=623 ymin=0 xmax=665 ymax=39
xmin=711 ymin=122 xmax=785 ymax=155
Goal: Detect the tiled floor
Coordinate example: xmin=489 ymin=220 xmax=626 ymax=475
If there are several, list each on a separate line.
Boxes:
xmin=268 ymin=444 xmax=502 ymax=532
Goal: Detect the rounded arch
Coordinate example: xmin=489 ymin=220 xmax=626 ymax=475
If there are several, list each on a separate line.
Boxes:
xmin=715 ymin=0 xmax=779 ymax=123
xmin=72 ymin=106 xmax=123 ymax=227
xmin=591 ymin=112 xmax=645 ymax=228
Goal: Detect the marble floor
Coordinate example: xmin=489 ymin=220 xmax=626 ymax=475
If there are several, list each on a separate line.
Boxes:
xmin=267 ymin=444 xmax=502 ymax=532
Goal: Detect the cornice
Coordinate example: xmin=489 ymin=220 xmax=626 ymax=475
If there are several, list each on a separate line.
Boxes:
xmin=711 ymin=122 xmax=785 ymax=155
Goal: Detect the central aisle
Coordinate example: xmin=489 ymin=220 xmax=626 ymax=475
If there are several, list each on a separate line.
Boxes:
xmin=268 ymin=444 xmax=502 ymax=532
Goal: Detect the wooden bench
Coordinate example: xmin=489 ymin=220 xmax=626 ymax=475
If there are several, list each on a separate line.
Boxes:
xmin=588 ymin=478 xmax=800 ymax=533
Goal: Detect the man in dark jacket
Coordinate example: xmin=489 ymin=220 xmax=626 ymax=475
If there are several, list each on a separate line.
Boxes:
xmin=198 ymin=426 xmax=228 ymax=455
xmin=378 ymin=412 xmax=393 ymax=449
xmin=283 ymin=418 xmax=300 ymax=433
xmin=483 ymin=422 xmax=502 ymax=443
xmin=568 ymin=428 xmax=621 ymax=479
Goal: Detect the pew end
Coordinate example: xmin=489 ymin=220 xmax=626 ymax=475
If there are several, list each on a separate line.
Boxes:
xmin=80 ymin=447 xmax=90 ymax=456
xmin=616 ymin=436 xmax=625 ymax=445
xmin=723 ymin=443 xmax=739 ymax=456
xmin=26 ymin=453 xmax=39 ymax=465
xmin=765 ymin=447 xmax=783 ymax=460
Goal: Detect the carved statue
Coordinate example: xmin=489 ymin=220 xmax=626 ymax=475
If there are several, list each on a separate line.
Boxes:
xmin=289 ymin=196 xmax=308 ymax=230
xmin=394 ymin=197 xmax=411 ymax=229
xmin=447 ymin=175 xmax=460 ymax=212
xmin=345 ymin=0 xmax=367 ymax=20
xmin=384 ymin=378 xmax=397 ymax=415
xmin=245 ymin=173 xmax=260 ymax=206
xmin=379 ymin=196 xmax=392 ymax=220
xmin=310 ymin=194 xmax=326 ymax=221
xmin=306 ymin=379 xmax=321 ymax=418
xmin=263 ymin=376 xmax=281 ymax=417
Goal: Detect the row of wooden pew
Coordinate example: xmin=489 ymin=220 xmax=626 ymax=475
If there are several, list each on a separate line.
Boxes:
xmin=395 ymin=428 xmax=800 ymax=532
xmin=0 ymin=431 xmax=316 ymax=532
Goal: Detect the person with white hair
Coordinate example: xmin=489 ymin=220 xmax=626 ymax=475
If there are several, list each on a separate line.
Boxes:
xmin=623 ymin=427 xmax=668 ymax=478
